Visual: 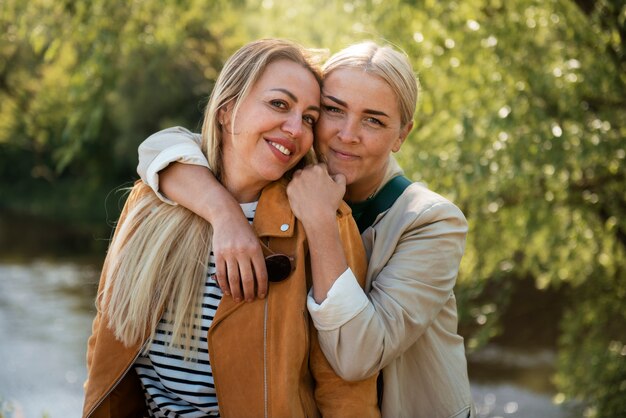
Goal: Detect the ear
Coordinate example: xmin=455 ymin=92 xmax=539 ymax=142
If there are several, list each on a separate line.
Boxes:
xmin=218 ymin=101 xmax=234 ymax=126
xmin=392 ymin=121 xmax=413 ymax=153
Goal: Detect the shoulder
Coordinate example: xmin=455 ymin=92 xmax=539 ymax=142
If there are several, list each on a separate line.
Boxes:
xmin=147 ymin=126 xmax=200 ymax=140
xmin=380 ymin=181 xmax=467 ymax=231
xmin=404 ymin=182 xmax=465 ymax=216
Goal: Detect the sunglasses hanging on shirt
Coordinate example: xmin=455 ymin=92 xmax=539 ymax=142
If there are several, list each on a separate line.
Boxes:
xmin=260 ymin=240 xmax=294 ymax=282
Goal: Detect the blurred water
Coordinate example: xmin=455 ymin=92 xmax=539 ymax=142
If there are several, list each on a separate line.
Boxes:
xmin=0 ymin=259 xmax=583 ymax=418
xmin=0 ymin=261 xmax=97 ymax=418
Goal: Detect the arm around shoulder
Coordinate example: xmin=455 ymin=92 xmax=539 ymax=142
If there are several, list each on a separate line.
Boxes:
xmin=137 ymin=126 xmax=207 ymax=203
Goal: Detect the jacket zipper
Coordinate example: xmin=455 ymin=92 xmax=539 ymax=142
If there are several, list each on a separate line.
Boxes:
xmin=85 ymin=341 xmax=147 ymax=418
xmin=263 ymin=297 xmax=269 ymax=418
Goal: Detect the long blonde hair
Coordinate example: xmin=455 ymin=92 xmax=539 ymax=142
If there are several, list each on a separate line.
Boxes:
xmin=101 ymin=39 xmax=322 ymax=356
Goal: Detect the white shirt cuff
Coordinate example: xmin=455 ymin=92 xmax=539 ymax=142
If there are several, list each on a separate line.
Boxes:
xmin=307 ymin=268 xmax=369 ymax=331
xmin=145 ymin=143 xmax=210 ymax=205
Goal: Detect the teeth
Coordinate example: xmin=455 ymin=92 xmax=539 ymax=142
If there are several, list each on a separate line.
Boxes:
xmin=269 ymin=141 xmax=291 ymax=156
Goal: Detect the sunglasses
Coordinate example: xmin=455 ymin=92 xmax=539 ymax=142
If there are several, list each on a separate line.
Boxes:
xmin=261 ymin=240 xmax=294 ymax=282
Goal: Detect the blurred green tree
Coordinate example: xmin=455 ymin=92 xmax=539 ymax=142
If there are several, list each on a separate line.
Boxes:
xmin=0 ymin=0 xmax=239 ymax=226
xmin=0 ymin=0 xmax=624 ymax=415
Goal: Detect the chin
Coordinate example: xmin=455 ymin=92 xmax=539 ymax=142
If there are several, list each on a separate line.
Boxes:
xmin=327 ymin=164 xmax=353 ymax=182
xmin=263 ymin=169 xmax=290 ymax=182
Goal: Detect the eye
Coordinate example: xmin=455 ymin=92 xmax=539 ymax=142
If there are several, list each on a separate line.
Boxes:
xmin=323 ymin=104 xmax=343 ymax=114
xmin=270 ymin=99 xmax=288 ymax=109
xmin=364 ymin=116 xmax=385 ymax=127
xmin=303 ymin=114 xmax=318 ymax=126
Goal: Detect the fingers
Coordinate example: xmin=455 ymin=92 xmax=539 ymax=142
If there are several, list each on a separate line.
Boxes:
xmin=310 ymin=162 xmax=329 ymax=176
xmin=226 ymin=258 xmax=243 ymax=302
xmin=331 ymin=173 xmax=346 ymax=187
xmin=214 ymin=257 xmax=230 ymax=296
xmin=239 ymin=262 xmax=256 ymax=303
xmin=253 ymin=249 xmax=268 ymax=299
xmin=213 ymin=240 xmax=267 ymax=303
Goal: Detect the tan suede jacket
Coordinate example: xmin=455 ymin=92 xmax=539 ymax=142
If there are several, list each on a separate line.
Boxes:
xmin=82 ymin=181 xmax=379 ymax=418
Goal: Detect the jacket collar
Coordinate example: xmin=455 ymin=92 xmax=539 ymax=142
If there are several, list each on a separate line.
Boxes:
xmin=253 ymin=180 xmax=296 ymax=239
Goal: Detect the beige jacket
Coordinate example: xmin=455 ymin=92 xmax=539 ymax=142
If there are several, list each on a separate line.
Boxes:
xmin=83 ymin=181 xmax=379 ymax=418
xmin=310 ymin=157 xmax=474 ymax=418
xmin=136 ymin=127 xmax=474 ymax=418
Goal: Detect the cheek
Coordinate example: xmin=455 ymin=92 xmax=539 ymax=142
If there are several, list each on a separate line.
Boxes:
xmin=367 ymin=133 xmax=398 ymax=157
xmin=315 ymin=117 xmax=335 ymax=145
xmin=301 ymin=131 xmax=315 ymax=154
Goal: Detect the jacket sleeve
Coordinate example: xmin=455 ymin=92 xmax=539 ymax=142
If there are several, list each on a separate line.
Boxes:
xmin=312 ymin=198 xmax=468 ymax=381
xmin=309 ymin=209 xmax=380 ymax=417
xmin=84 ymin=308 xmax=101 ymax=389
xmin=136 ymin=126 xmax=207 ymax=204
xmin=84 ymin=182 xmax=149 ymax=387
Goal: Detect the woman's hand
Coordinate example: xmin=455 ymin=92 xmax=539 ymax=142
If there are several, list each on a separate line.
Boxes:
xmin=211 ymin=210 xmax=268 ymax=302
xmin=287 ymin=163 xmax=349 ymax=303
xmin=159 ymin=162 xmax=267 ymax=302
xmin=287 ymin=163 xmax=346 ymax=228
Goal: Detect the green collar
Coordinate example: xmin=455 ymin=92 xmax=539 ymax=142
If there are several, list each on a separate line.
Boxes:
xmin=347 ymin=175 xmax=412 ymax=233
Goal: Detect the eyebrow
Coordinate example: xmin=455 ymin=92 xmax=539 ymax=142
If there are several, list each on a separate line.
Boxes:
xmin=271 ymin=88 xmax=321 ymax=113
xmin=323 ymin=94 xmax=390 ymax=118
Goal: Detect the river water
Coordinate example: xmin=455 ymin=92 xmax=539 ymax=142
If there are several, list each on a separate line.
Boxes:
xmin=0 ymin=215 xmax=583 ymax=418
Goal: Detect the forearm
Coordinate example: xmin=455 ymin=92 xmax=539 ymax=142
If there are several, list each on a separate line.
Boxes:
xmin=302 ymin=214 xmax=349 ymax=303
xmin=136 ymin=126 xmax=267 ymax=300
xmin=159 ymin=162 xmax=268 ymax=301
xmin=137 ymin=126 xmax=207 ymax=203
xmin=160 ymin=162 xmax=240 ymax=223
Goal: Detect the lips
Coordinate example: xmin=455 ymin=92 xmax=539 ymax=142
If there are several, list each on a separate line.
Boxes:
xmin=265 ymin=136 xmax=296 ymax=162
xmin=268 ymin=141 xmax=292 ymax=156
xmin=329 ymin=147 xmax=359 ymax=161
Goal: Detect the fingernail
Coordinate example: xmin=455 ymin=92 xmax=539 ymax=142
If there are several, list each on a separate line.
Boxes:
xmin=234 ymin=298 xmax=241 ymax=303
xmin=259 ymin=293 xmax=266 ymax=299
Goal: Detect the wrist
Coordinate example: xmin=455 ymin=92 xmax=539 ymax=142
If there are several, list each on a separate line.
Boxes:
xmin=198 ymin=194 xmax=243 ymax=225
xmin=300 ymin=211 xmax=337 ymax=233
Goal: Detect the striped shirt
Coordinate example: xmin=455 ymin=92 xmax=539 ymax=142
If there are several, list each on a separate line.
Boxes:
xmin=134 ymin=201 xmax=258 ymax=418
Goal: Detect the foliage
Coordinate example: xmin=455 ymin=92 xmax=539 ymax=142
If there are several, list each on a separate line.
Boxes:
xmin=1 ymin=0 xmax=624 ymax=415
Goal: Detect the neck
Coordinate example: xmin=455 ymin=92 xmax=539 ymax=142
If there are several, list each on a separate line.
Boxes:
xmin=345 ymin=160 xmax=390 ymax=203
xmin=221 ymin=172 xmax=265 ymax=203
xmin=221 ymin=141 xmax=267 ymax=203
xmin=345 ymin=179 xmax=383 ymax=203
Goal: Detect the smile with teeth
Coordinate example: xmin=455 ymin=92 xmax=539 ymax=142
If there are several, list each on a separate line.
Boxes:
xmin=269 ymin=141 xmax=292 ymax=156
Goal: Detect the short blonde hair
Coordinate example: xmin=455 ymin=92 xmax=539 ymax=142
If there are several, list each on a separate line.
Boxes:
xmin=323 ymin=41 xmax=418 ymax=127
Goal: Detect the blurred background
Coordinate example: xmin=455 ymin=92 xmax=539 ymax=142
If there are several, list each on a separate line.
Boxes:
xmin=0 ymin=0 xmax=624 ymax=417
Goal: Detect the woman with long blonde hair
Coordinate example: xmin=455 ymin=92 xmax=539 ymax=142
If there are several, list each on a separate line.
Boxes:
xmin=82 ymin=38 xmax=379 ymax=418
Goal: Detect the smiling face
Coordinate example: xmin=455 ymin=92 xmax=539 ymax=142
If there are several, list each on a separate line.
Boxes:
xmin=316 ymin=68 xmax=412 ymax=202
xmin=220 ymin=59 xmax=321 ymax=202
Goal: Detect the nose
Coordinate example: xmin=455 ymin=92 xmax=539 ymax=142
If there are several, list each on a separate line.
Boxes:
xmin=337 ymin=117 xmax=360 ymax=144
xmin=282 ymin=113 xmax=304 ymax=138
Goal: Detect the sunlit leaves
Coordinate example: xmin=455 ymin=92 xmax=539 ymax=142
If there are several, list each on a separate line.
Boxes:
xmin=0 ymin=0 xmax=624 ymax=412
